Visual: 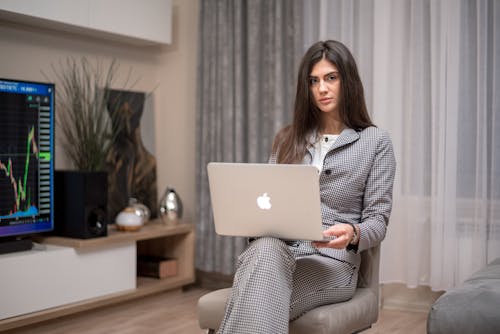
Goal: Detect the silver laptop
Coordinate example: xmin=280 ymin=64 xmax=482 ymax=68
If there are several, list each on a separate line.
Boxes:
xmin=207 ymin=162 xmax=327 ymax=241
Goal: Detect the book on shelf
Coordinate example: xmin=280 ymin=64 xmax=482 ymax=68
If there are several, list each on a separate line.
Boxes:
xmin=137 ymin=255 xmax=178 ymax=279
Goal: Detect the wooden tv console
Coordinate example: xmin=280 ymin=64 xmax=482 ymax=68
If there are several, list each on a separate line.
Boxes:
xmin=0 ymin=219 xmax=195 ymax=331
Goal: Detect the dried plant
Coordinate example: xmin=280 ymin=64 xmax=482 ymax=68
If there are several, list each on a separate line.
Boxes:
xmin=45 ymin=57 xmax=132 ymax=171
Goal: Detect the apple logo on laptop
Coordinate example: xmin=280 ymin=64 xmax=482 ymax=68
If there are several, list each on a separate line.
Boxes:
xmin=257 ymin=193 xmax=272 ymax=210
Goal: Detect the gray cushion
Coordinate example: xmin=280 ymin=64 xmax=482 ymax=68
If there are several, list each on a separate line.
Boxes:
xmin=198 ymin=288 xmax=230 ymax=330
xmin=198 ymin=287 xmax=378 ymax=334
xmin=289 ymin=288 xmax=377 ymax=334
xmin=198 ymin=245 xmax=381 ymax=334
xmin=427 ymin=258 xmax=500 ymax=334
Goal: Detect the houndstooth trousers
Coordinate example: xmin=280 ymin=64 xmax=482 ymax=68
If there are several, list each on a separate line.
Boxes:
xmin=217 ymin=237 xmax=359 ymax=334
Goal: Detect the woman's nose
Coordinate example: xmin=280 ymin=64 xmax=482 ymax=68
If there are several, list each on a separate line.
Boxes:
xmin=318 ymin=80 xmax=328 ymax=92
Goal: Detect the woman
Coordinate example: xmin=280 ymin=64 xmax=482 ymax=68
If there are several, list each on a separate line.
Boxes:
xmin=218 ymin=40 xmax=396 ymax=334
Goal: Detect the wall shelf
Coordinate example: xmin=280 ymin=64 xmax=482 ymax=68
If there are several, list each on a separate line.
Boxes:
xmin=0 ymin=0 xmax=172 ymax=46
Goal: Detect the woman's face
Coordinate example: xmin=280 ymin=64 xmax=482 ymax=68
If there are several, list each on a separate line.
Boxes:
xmin=309 ymin=57 xmax=341 ymax=115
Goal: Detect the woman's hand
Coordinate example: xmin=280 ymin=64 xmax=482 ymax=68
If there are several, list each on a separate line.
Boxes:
xmin=312 ymin=223 xmax=356 ymax=249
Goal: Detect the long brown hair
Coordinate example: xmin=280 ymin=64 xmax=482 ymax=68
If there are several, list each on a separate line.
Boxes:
xmin=274 ymin=40 xmax=374 ymax=163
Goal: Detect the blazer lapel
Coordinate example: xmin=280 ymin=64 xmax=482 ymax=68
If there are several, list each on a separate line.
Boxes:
xmin=304 ymin=128 xmax=360 ymax=162
xmin=329 ymin=128 xmax=360 ymax=151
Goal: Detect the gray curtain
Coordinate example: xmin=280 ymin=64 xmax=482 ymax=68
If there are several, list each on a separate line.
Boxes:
xmin=196 ymin=0 xmax=304 ymax=274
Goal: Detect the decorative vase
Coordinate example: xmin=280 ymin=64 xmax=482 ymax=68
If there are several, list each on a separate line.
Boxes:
xmin=115 ymin=198 xmax=151 ymax=232
xmin=115 ymin=207 xmax=143 ymax=232
xmin=159 ymin=187 xmax=183 ymax=224
xmin=106 ymin=89 xmax=158 ymax=222
xmin=128 ymin=197 xmax=151 ymax=224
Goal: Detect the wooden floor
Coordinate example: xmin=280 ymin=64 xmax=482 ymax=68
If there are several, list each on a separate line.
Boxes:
xmin=3 ymin=287 xmax=429 ymax=334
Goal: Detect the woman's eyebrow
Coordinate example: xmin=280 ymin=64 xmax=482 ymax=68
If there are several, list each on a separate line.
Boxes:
xmin=309 ymin=71 xmax=340 ymax=78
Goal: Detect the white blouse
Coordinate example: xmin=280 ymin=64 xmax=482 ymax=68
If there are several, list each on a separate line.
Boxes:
xmin=311 ymin=134 xmax=339 ymax=172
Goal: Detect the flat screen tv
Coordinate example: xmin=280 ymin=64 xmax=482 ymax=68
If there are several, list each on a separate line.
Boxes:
xmin=0 ymin=78 xmax=55 ymax=254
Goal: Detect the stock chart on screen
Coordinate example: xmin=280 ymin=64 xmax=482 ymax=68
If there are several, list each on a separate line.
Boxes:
xmin=0 ymin=79 xmax=53 ymax=234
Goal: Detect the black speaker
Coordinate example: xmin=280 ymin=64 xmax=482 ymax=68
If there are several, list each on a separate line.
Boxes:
xmin=54 ymin=171 xmax=108 ymax=239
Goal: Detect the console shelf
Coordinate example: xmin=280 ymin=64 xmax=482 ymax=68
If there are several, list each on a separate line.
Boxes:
xmin=0 ymin=219 xmax=195 ymax=331
xmin=36 ymin=219 xmax=194 ymax=249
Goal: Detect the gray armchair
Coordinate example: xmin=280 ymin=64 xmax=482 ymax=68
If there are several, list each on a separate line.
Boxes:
xmin=198 ymin=245 xmax=380 ymax=334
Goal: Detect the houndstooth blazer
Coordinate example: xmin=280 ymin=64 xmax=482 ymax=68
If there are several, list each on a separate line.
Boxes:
xmin=270 ymin=126 xmax=396 ymax=267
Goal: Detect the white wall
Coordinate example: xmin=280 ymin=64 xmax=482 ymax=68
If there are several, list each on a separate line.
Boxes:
xmin=0 ymin=0 xmax=199 ymax=222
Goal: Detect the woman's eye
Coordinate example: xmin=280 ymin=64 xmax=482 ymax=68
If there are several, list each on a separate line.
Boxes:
xmin=309 ymin=78 xmax=318 ymax=86
xmin=326 ymin=74 xmax=337 ymax=81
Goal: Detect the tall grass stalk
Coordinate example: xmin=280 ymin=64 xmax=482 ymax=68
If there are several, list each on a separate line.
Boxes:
xmin=47 ymin=57 xmax=120 ymax=171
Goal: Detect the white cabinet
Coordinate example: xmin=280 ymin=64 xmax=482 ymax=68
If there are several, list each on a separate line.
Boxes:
xmin=0 ymin=0 xmax=172 ymax=45
xmin=0 ymin=221 xmax=195 ymax=331
xmin=0 ymin=243 xmax=136 ymax=321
